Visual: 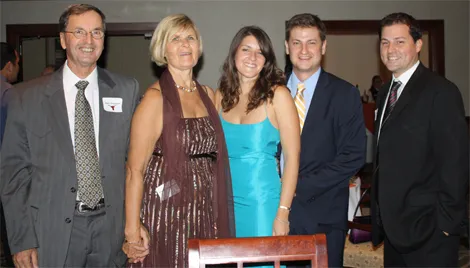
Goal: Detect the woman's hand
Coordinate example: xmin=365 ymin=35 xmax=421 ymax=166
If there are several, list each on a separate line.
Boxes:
xmin=124 ymin=87 xmax=162 ymax=264
xmin=123 ymin=241 xmax=147 ymax=264
xmin=272 ymin=216 xmax=290 ymax=236
xmin=271 ymin=86 xmax=299 ymax=237
xmin=123 ymin=225 xmax=150 ymax=263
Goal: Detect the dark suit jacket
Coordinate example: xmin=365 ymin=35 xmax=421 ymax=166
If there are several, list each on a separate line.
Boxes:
xmin=0 ymin=66 xmax=140 ymax=266
xmin=288 ymin=69 xmax=366 ymax=233
xmin=371 ymin=64 xmax=469 ymax=253
xmin=0 ymin=76 xmax=13 ymax=148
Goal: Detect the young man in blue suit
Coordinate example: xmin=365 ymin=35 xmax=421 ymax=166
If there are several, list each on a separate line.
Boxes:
xmin=284 ymin=13 xmax=366 ymax=267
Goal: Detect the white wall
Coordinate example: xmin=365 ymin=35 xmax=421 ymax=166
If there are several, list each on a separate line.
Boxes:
xmin=17 ymin=35 xmax=156 ymax=92
xmin=1 ymin=0 xmax=469 ymax=114
xmin=324 ymin=34 xmax=429 ymax=94
xmin=22 ymin=38 xmax=46 ymax=81
xmin=105 ymin=36 xmax=156 ymax=92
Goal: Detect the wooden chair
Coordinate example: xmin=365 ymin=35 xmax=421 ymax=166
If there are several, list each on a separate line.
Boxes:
xmin=188 ymin=234 xmax=328 ymax=268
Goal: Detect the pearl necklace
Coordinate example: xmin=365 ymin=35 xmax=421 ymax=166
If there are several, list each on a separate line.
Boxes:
xmin=175 ymin=81 xmax=197 ymax=93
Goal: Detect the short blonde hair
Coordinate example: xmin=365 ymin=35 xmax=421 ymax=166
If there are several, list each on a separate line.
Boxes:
xmin=150 ymin=14 xmax=203 ymax=66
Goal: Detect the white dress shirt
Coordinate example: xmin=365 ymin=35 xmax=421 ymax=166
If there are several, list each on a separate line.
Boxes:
xmin=377 ymin=60 xmax=420 ymax=140
xmin=62 ymin=61 xmax=100 ymax=155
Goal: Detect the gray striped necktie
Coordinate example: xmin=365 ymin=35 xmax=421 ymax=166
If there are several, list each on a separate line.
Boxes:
xmin=74 ymin=80 xmax=103 ymax=208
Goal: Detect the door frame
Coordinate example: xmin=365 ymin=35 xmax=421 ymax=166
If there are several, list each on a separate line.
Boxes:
xmin=7 ymin=23 xmax=157 ymax=81
xmin=323 ymin=20 xmax=445 ymax=76
xmin=7 ymin=20 xmax=444 ymax=81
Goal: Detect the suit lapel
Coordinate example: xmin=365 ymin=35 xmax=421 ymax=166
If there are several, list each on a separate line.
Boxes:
xmin=42 ymin=67 xmax=118 ymax=176
xmin=375 ymin=82 xmax=389 ymax=135
xmin=97 ymin=68 xmax=116 ymax=172
xmin=381 ymin=64 xmax=426 ymax=132
xmin=43 ymin=67 xmax=76 ymax=166
xmin=301 ymin=70 xmax=330 ymax=141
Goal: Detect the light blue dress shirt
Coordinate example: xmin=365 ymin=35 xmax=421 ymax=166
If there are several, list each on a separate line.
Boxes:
xmin=280 ymin=68 xmax=321 ymax=175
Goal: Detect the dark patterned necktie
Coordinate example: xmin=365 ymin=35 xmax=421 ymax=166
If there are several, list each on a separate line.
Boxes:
xmin=74 ymin=80 xmax=103 ymax=208
xmin=383 ymin=80 xmax=402 ymax=122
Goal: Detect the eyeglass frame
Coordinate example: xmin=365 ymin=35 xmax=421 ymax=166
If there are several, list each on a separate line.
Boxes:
xmin=62 ymin=29 xmax=105 ymax=40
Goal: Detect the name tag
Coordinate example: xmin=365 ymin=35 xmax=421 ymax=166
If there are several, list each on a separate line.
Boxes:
xmin=155 ymin=180 xmax=180 ymax=201
xmin=102 ymin=97 xmax=123 ymax=113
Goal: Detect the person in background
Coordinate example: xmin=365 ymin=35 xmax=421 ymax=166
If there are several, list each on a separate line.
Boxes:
xmin=0 ymin=42 xmax=20 ymax=146
xmin=362 ymin=75 xmax=382 ymax=103
xmin=40 ymin=64 xmax=57 ymax=76
xmin=0 ymin=41 xmax=20 ymax=268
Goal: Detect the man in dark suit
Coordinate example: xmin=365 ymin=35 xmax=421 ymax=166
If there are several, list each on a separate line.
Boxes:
xmin=0 ymin=42 xmax=20 ymax=147
xmin=0 ymin=4 xmax=141 ymax=267
xmin=0 ymin=41 xmax=20 ymax=268
xmin=371 ymin=12 xmax=469 ymax=267
xmin=284 ymin=13 xmax=366 ymax=267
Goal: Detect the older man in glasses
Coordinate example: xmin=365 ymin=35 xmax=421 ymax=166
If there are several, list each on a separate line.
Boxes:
xmin=0 ymin=4 xmax=141 ymax=268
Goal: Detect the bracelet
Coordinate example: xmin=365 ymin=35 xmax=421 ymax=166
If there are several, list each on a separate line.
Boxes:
xmin=125 ymin=239 xmax=141 ymax=245
xmin=279 ymin=205 xmax=291 ymax=211
xmin=275 ymin=217 xmax=289 ymax=225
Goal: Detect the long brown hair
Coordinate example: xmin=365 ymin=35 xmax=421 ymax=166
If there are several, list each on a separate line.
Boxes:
xmin=219 ymin=26 xmax=285 ymax=113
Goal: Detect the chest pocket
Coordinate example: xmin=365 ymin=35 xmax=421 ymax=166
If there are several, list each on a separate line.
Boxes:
xmin=27 ymin=117 xmax=52 ymax=138
xmin=401 ymin=115 xmax=429 ymax=139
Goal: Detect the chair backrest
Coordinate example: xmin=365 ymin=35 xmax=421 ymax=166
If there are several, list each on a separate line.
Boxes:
xmin=188 ymin=234 xmax=328 ymax=268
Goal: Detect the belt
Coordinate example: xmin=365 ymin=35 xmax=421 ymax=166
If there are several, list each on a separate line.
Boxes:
xmin=152 ymin=152 xmax=217 ymax=161
xmin=75 ymin=198 xmax=105 ymax=213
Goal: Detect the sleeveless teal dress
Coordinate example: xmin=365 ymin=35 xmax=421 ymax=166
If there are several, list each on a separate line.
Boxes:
xmin=221 ymin=108 xmax=281 ymax=238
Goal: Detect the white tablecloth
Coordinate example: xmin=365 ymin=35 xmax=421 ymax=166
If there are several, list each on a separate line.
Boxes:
xmin=348 ymin=178 xmax=362 ymax=221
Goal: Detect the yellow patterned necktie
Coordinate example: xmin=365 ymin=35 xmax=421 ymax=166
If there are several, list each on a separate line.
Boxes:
xmin=294 ymin=83 xmax=307 ymax=132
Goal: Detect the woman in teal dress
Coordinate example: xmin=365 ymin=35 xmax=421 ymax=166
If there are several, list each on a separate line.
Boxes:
xmin=215 ymin=26 xmax=300 ymax=240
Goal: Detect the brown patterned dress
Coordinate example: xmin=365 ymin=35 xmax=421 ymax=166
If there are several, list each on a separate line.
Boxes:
xmin=129 ymin=117 xmax=219 ymax=268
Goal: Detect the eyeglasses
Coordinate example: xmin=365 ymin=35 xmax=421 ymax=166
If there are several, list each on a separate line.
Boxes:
xmin=63 ymin=29 xmax=105 ymax=40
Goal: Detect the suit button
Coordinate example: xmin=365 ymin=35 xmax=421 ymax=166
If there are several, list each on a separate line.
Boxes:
xmin=70 ymin=187 xmax=76 ymax=193
xmin=65 ymin=218 xmax=71 ymax=223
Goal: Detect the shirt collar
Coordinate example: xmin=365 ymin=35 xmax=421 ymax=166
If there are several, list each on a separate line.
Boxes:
xmin=393 ymin=60 xmax=420 ymax=85
xmin=289 ymin=68 xmax=322 ymax=92
xmin=63 ymin=60 xmax=98 ymax=89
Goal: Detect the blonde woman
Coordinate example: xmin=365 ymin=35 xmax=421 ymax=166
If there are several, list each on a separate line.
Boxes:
xmin=123 ymin=14 xmax=234 ymax=267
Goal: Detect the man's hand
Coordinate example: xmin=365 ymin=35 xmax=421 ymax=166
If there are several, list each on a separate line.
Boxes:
xmin=140 ymin=224 xmax=150 ymax=250
xmin=13 ymin=248 xmax=38 ymax=268
xmin=443 ymin=231 xmax=449 ymax=236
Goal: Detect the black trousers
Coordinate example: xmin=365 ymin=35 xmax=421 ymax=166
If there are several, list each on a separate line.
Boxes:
xmin=290 ymin=226 xmax=346 ymax=268
xmin=64 ymin=209 xmax=112 ymax=267
xmin=384 ymin=227 xmax=459 ymax=267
